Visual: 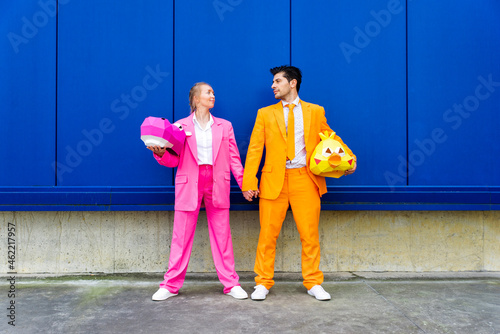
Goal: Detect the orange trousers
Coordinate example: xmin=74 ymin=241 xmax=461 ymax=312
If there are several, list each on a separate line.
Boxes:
xmin=255 ymin=167 xmax=323 ymax=290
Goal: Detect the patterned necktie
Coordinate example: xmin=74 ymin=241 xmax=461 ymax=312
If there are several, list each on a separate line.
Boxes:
xmin=286 ymin=103 xmax=295 ymax=161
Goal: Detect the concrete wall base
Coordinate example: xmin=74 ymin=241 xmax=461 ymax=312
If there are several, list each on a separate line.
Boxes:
xmin=1 ymin=211 xmax=498 ymax=274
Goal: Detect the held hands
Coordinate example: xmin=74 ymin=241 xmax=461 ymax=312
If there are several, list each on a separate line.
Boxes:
xmin=241 ymin=162 xmax=357 ymax=202
xmin=242 ymin=189 xmax=259 ymax=202
xmin=147 ymin=145 xmax=167 ymax=157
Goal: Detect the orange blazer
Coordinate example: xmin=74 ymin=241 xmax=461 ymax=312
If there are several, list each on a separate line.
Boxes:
xmin=242 ymin=101 xmax=355 ymax=200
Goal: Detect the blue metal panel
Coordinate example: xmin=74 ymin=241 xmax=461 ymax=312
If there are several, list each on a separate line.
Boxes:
xmin=174 ymin=0 xmax=290 ymax=168
xmin=408 ymin=0 xmax=500 ymax=186
xmin=2 ymin=1 xmax=500 ymax=210
xmin=292 ymin=0 xmax=407 ymax=187
xmin=0 ymin=2 xmax=56 ymax=186
xmin=1 ymin=186 xmax=498 ymax=211
xmin=56 ymin=1 xmax=174 ymax=186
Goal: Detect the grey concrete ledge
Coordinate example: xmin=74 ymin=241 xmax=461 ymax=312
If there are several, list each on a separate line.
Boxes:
xmin=2 ymin=271 xmax=499 ymax=284
xmin=350 ymin=271 xmax=500 ymax=280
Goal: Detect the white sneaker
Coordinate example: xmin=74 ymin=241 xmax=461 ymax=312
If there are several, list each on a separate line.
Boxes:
xmin=251 ymin=285 xmax=269 ymax=300
xmin=307 ymin=285 xmax=331 ymax=301
xmin=227 ymin=286 xmax=248 ymax=299
xmin=152 ymin=288 xmax=178 ymax=301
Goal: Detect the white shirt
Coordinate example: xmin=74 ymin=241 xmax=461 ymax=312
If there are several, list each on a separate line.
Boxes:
xmin=282 ymin=96 xmax=307 ymax=169
xmin=193 ymin=113 xmax=214 ymax=165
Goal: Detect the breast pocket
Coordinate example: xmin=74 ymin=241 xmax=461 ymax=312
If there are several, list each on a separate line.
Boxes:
xmin=175 ymin=175 xmax=188 ymax=184
xmin=262 ymin=165 xmax=273 ymax=173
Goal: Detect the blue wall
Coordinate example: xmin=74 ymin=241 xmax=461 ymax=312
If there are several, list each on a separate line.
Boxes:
xmin=1 ymin=0 xmax=499 ymax=210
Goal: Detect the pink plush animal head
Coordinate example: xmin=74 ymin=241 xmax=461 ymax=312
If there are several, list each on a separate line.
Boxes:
xmin=140 ymin=117 xmax=186 ymax=155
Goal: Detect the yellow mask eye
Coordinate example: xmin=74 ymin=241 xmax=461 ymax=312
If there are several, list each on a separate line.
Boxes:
xmin=335 ymin=147 xmax=345 ymax=157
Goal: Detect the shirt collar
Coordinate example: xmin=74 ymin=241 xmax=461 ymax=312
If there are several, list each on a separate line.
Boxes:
xmin=193 ymin=112 xmax=214 ymax=130
xmin=281 ymin=96 xmax=300 ymax=107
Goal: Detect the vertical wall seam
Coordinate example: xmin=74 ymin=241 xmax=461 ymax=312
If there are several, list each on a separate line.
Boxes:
xmin=172 ymin=0 xmax=176 ymax=185
xmin=172 ymin=0 xmax=175 ymax=121
xmin=290 ymin=0 xmax=292 ymax=64
xmin=55 ymin=0 xmax=59 ymax=186
xmin=405 ymin=0 xmax=409 ymax=186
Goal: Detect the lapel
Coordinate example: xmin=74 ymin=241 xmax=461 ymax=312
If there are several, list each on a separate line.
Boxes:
xmin=301 ymin=100 xmax=312 ymax=145
xmin=183 ymin=113 xmax=198 ymax=161
xmin=272 ymin=101 xmax=287 ymax=142
xmin=212 ymin=116 xmax=223 ymax=163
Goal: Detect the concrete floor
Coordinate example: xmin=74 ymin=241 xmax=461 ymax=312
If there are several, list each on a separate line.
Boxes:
xmin=1 ymin=272 xmax=499 ymax=334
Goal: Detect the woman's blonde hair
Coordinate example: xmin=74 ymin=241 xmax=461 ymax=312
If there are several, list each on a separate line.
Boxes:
xmin=189 ymin=82 xmax=210 ymax=113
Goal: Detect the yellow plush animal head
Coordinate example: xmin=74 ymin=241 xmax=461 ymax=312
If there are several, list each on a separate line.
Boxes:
xmin=310 ymin=131 xmax=354 ymax=178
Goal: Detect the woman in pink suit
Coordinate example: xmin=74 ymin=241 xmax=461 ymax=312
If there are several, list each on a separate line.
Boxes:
xmin=148 ymin=82 xmax=248 ymax=300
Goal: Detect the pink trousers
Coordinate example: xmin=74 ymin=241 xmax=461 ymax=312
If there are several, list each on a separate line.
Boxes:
xmin=159 ymin=165 xmax=240 ymax=294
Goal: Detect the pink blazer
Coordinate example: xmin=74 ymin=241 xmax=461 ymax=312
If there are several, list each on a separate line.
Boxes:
xmin=154 ymin=113 xmax=244 ymax=211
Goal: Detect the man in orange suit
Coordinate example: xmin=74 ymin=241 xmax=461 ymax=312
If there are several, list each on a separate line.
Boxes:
xmin=242 ymin=65 xmax=356 ymax=301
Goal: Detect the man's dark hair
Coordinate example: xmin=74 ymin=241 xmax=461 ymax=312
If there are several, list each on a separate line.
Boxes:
xmin=270 ymin=65 xmax=302 ymax=92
